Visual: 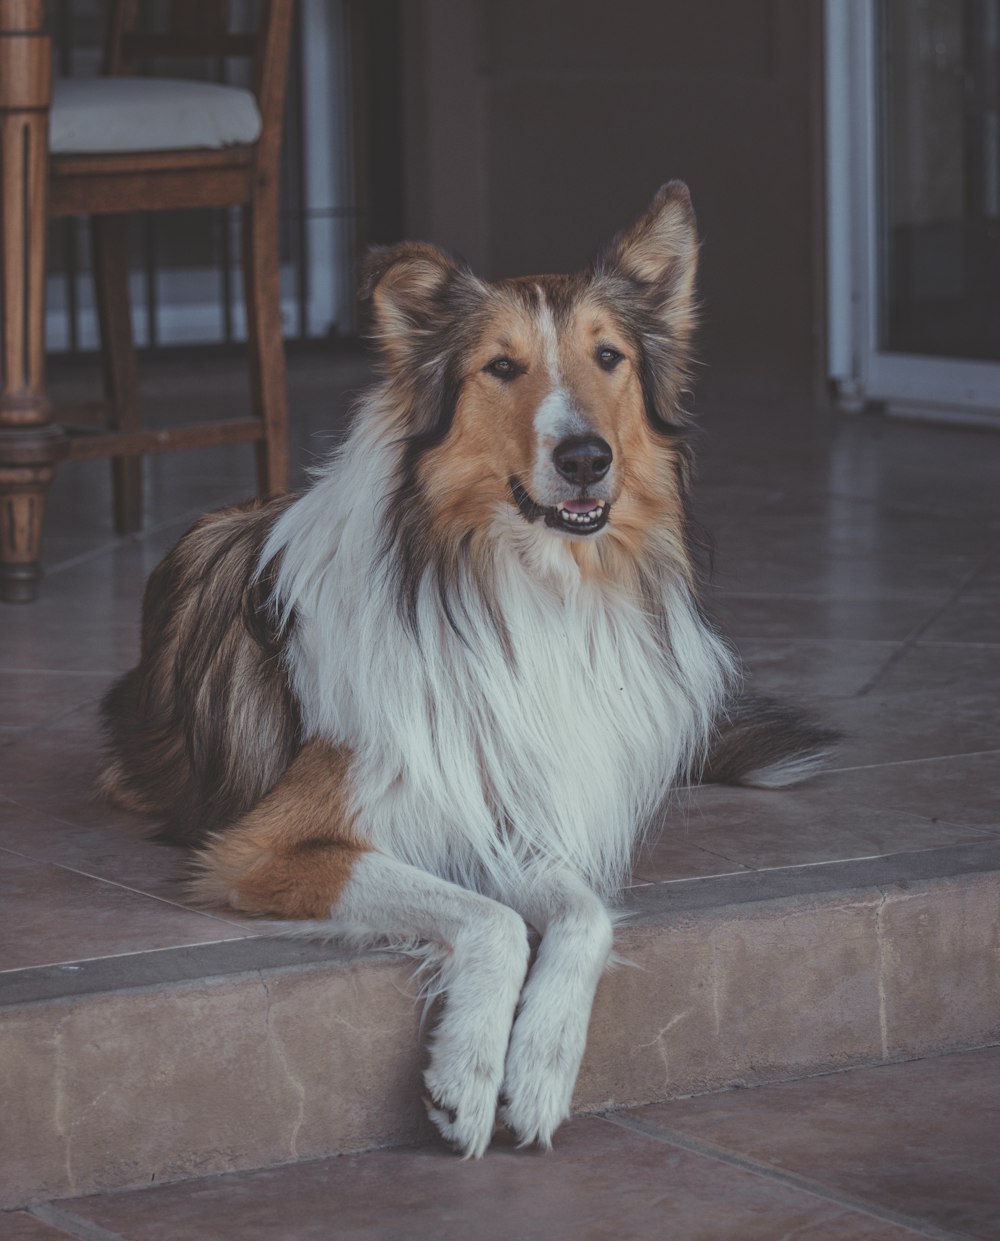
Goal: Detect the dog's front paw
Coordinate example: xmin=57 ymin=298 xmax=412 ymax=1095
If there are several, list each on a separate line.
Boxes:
xmin=419 ymin=907 xmax=530 ymax=1158
xmin=498 ymin=1029 xmax=578 ymax=1150
xmin=423 ymin=1063 xmax=501 ymax=1159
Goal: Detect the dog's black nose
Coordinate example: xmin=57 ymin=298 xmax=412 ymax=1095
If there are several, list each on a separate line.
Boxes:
xmin=552 ymin=436 xmax=613 ymax=486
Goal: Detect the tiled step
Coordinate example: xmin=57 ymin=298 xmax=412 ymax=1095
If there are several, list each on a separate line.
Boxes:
xmin=14 ymin=1046 xmax=1000 ymax=1241
xmin=3 ymin=840 xmax=999 ymax=1212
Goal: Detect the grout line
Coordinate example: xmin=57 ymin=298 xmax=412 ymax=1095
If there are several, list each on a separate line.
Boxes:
xmin=664 ymin=841 xmax=755 ymax=870
xmin=739 ymin=636 xmax=902 ymax=647
xmin=599 ymin=1112 xmax=977 ymax=1241
xmin=635 ymin=837 xmax=1000 ymax=886
xmin=0 ymin=832 xmax=260 ymax=933
xmin=0 ymin=669 xmax=117 ymax=678
xmin=0 ymin=700 xmax=105 ymax=750
xmin=632 ymin=865 xmax=750 ymax=885
xmin=713 ymin=586 xmax=976 ymax=602
xmin=41 ymin=542 xmax=131 ymax=579
xmin=29 ymin=1202 xmax=132 ymax=1241
xmin=0 ymin=933 xmax=259 ymax=978
xmin=42 ymin=494 xmax=250 ymax=579
xmin=856 ymin=550 xmax=1000 ymax=698
xmin=907 ymin=640 xmax=1000 ymax=650
xmin=675 ymin=785 xmax=1000 ymax=852
xmin=958 ymin=546 xmax=1000 ymax=595
xmin=822 ymin=748 xmax=1000 ymax=775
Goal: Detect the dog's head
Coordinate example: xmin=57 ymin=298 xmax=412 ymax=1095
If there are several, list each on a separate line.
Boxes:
xmin=362 ymin=182 xmax=700 ymax=607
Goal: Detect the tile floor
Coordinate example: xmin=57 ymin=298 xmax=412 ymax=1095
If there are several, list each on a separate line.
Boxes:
xmin=1 ymin=351 xmax=999 ymax=1235
xmin=2 ymin=352 xmax=997 ymax=975
xmin=8 ymin=1046 xmax=1000 ymax=1240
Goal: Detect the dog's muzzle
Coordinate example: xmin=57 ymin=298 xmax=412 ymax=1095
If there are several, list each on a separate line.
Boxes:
xmin=509 ymin=477 xmax=611 ymax=536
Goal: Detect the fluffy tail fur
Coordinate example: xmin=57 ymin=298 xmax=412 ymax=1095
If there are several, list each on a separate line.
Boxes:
xmin=701 ymin=695 xmax=839 ymax=789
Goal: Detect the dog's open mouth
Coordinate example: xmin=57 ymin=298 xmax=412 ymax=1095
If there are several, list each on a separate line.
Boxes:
xmin=509 ymin=478 xmax=610 ymax=536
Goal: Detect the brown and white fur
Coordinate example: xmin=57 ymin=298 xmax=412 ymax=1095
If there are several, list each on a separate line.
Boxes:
xmin=101 ymin=183 xmax=836 ymax=1158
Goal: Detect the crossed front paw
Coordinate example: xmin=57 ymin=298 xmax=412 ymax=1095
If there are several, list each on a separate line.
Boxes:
xmin=423 ymin=1064 xmax=502 ymax=1159
xmin=497 ymin=1046 xmax=576 ymax=1150
xmin=423 ymin=1056 xmax=576 ymax=1155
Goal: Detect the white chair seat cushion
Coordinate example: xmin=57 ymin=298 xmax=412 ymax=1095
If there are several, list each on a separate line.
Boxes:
xmin=50 ymin=77 xmax=262 ymax=155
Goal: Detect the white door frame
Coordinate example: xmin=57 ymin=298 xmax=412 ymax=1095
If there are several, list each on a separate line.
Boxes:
xmin=825 ymin=0 xmax=1000 ymax=426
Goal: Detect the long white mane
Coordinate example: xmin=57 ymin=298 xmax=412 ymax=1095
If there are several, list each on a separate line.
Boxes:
xmin=261 ymin=389 xmax=735 ymax=900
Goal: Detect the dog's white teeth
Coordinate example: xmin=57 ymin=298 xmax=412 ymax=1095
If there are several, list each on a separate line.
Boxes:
xmin=555 ymin=500 xmax=607 ymax=528
xmin=566 ymin=509 xmax=599 ymax=523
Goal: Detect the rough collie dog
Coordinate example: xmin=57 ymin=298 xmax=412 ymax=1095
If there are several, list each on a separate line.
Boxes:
xmin=101 ymin=183 xmax=834 ymax=1158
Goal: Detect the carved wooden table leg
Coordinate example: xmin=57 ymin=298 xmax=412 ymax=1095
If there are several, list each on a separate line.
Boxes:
xmin=0 ymin=0 xmax=67 ymax=602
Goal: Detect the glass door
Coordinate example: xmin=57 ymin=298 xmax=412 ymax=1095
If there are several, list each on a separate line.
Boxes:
xmin=826 ymin=0 xmax=1000 ymax=425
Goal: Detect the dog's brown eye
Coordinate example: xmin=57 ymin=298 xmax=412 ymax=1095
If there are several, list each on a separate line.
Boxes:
xmin=485 ymin=357 xmax=519 ymax=381
xmin=597 ymin=347 xmax=624 ymax=372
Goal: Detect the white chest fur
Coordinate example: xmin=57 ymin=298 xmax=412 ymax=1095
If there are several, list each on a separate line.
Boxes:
xmin=263 ymin=416 xmax=734 ymax=900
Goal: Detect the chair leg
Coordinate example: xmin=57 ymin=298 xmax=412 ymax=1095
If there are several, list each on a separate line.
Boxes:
xmin=1 ymin=18 xmax=68 ymax=602
xmin=242 ymin=185 xmax=290 ymax=497
xmin=91 ymin=214 xmax=142 ymax=534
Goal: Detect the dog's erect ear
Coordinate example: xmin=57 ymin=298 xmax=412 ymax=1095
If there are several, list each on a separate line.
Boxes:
xmin=603 ymin=181 xmax=698 ymax=286
xmin=597 ymin=181 xmax=699 ymax=333
xmin=360 ymin=242 xmax=483 ymax=372
xmin=594 ymin=182 xmax=700 ymax=430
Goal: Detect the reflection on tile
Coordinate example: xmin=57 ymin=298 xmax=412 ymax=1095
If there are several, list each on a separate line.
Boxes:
xmin=0 ymin=543 xmax=157 ymax=676
xmin=0 ymin=672 xmax=110 ymax=730
xmin=713 ymin=548 xmax=976 ymax=601
xmin=866 ymin=641 xmax=1000 ymax=716
xmin=691 ymin=482 xmax=785 ymax=526
xmin=820 ymin=752 xmax=1000 ymax=830
xmin=716 ymin=505 xmax=998 ymax=563
xmin=0 ymin=795 xmax=189 ymax=905
xmin=631 ymin=825 xmax=752 ymax=883
xmin=709 ymin=592 xmax=934 ymax=644
xmin=736 ymin=637 xmax=898 ymax=697
xmin=922 ymin=596 xmax=1000 ymax=645
xmin=0 ymin=726 xmax=117 ymax=825
xmin=0 ymin=611 xmax=138 ymax=676
xmin=63 ymin=1116 xmax=920 ymax=1241
xmin=0 ymin=798 xmax=287 ymax=936
xmin=0 ymin=727 xmax=293 ymax=935
xmin=638 ymin=781 xmax=994 ymax=880
xmin=820 ymin=693 xmax=1000 ymax=769
xmin=964 ymin=556 xmax=1000 ymax=597
xmin=0 ymin=849 xmax=248 ymax=971
xmin=626 ymin=1046 xmax=1000 ymax=1241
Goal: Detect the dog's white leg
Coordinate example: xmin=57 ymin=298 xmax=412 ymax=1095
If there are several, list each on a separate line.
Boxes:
xmin=330 ymin=852 xmax=530 ymax=1159
xmin=498 ymin=869 xmax=614 ymax=1148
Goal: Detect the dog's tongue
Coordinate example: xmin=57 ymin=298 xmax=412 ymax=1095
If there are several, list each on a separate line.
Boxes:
xmin=562 ymin=499 xmax=597 ymax=514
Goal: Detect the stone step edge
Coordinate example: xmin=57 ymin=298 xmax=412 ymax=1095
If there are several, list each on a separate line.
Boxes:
xmin=3 ymin=837 xmax=999 ymax=1011
xmin=3 ymin=855 xmax=999 ymax=1209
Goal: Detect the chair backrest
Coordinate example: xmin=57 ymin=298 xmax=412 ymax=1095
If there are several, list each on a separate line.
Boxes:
xmin=101 ymin=1 xmax=294 ymax=168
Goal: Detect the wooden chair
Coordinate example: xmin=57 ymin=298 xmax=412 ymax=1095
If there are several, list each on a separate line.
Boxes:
xmin=48 ymin=0 xmax=294 ymax=533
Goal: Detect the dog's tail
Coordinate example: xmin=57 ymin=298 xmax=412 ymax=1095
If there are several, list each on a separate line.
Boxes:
xmin=700 ymin=694 xmax=840 ymax=789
